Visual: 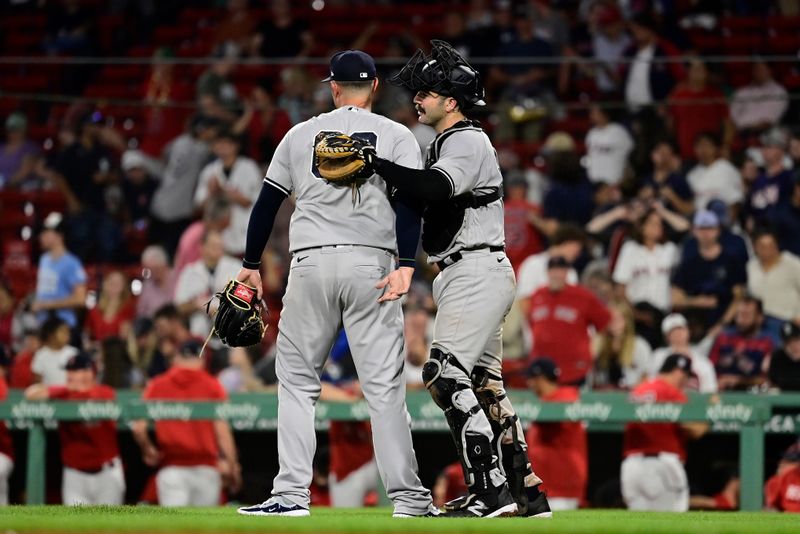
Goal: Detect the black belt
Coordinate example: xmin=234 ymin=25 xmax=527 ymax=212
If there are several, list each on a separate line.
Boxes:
xmin=436 ymin=246 xmax=504 ymax=271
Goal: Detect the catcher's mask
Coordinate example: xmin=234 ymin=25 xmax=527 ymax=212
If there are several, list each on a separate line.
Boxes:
xmin=389 ymin=40 xmax=485 ymax=110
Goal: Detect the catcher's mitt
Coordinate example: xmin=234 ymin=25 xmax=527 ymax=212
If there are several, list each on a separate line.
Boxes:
xmin=209 ymin=280 xmax=267 ymax=347
xmin=314 ymin=132 xmax=376 ymax=204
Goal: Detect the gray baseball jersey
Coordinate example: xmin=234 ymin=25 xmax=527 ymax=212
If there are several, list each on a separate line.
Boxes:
xmin=425 ymin=122 xmax=506 ymax=263
xmin=262 ymin=104 xmax=433 ymax=515
xmin=264 ymin=105 xmax=422 ymax=252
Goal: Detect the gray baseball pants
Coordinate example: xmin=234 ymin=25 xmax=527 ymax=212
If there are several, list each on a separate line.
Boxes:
xmin=271 ymin=245 xmax=432 ymax=515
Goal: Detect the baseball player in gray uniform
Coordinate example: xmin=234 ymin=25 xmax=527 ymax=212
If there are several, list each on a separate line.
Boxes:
xmin=235 ymin=50 xmax=436 ymax=518
xmin=356 ymin=41 xmax=553 ymax=518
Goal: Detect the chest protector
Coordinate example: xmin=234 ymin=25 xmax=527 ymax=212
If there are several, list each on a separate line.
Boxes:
xmin=421 ymin=120 xmax=500 ymax=255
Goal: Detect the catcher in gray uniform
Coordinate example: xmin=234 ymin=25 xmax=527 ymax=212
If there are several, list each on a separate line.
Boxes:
xmin=235 ymin=50 xmax=435 ymax=518
xmin=343 ymin=40 xmax=553 ymax=518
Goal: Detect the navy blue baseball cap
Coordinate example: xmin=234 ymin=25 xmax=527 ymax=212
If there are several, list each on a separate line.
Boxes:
xmin=527 ymin=357 xmax=560 ymax=382
xmin=64 ymin=352 xmax=96 ymax=372
xmin=322 ymin=50 xmax=377 ymax=82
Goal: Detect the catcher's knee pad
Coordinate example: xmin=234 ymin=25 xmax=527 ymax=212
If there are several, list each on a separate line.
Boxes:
xmin=423 ymin=350 xmax=502 ymax=493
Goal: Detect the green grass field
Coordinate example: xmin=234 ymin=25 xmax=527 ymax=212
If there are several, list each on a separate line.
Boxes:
xmin=1 ymin=507 xmax=799 ymax=534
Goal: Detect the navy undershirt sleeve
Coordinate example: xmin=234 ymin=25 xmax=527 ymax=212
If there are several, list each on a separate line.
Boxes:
xmin=373 ymin=157 xmax=452 ymax=201
xmin=242 ymin=181 xmax=288 ymax=269
xmin=393 ymin=197 xmax=422 ymax=268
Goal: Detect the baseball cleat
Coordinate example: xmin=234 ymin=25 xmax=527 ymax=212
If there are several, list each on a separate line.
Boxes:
xmin=237 ymin=498 xmax=310 ymax=517
xmin=392 ymin=505 xmax=442 ymax=518
xmin=440 ymin=487 xmax=518 ymax=518
xmin=523 ymin=490 xmax=553 ymax=518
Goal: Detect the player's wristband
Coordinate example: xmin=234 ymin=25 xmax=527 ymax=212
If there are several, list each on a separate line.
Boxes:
xmin=398 ymin=258 xmax=416 ymax=268
xmin=242 ymin=259 xmax=261 ymax=269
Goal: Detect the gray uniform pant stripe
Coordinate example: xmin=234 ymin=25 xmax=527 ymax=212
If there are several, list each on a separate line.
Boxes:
xmin=271 ymin=245 xmax=431 ymax=514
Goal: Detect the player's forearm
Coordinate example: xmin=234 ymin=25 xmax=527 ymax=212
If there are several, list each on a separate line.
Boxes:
xmin=214 ymin=420 xmax=239 ymax=464
xmin=242 ymin=182 xmax=287 ymax=268
xmin=131 ymin=420 xmax=154 ymax=449
xmin=394 ymin=198 xmax=421 ymax=267
xmin=373 ymin=158 xmax=452 ymax=201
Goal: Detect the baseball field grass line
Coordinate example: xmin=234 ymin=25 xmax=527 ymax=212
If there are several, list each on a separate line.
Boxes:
xmin=1 ymin=507 xmax=798 ymax=534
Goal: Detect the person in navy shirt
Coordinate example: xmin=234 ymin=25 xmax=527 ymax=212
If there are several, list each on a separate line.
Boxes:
xmin=639 ymin=139 xmax=694 ymax=216
xmin=32 ymin=213 xmax=88 ymax=335
xmin=747 ymin=127 xmax=795 ymax=228
xmin=770 ymin=175 xmax=800 ymax=256
xmin=671 ymin=210 xmax=747 ymax=331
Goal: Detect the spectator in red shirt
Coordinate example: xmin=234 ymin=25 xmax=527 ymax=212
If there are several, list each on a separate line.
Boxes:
xmin=132 ymin=340 xmax=241 ymax=507
xmin=503 ymin=172 xmax=544 ymax=272
xmin=140 ymin=47 xmax=192 ymax=158
xmin=525 ymin=358 xmax=587 ymax=510
xmin=0 ymin=282 xmax=13 ymax=349
xmin=668 ymin=58 xmax=732 ymax=160
xmin=8 ymin=329 xmax=41 ymax=389
xmin=709 ymin=296 xmax=775 ymax=391
xmin=233 ymin=81 xmax=293 ymax=165
xmin=0 ymin=374 xmax=13 ymax=505
xmin=621 ymin=354 xmax=708 ymax=512
xmin=528 ymin=256 xmax=612 ymax=385
xmin=24 ymin=353 xmax=125 ymax=505
xmin=85 ymin=271 xmax=136 ymax=346
xmin=765 ymin=441 xmax=800 ymax=513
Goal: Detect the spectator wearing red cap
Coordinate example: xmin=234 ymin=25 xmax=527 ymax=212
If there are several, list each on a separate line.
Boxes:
xmin=525 ymin=358 xmax=587 ymax=510
xmin=765 ymin=440 xmax=800 ymax=512
xmin=132 ymin=340 xmax=240 ymax=507
xmin=25 ymin=353 xmax=124 ymax=505
xmin=528 ymin=256 xmax=612 ymax=385
xmin=621 ymin=354 xmax=708 ymax=512
xmin=766 ymin=322 xmax=800 ymax=391
xmin=0 ymin=373 xmax=13 ymax=505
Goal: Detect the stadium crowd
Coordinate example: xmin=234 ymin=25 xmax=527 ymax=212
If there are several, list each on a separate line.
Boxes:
xmin=1 ymin=0 xmax=800 ymax=513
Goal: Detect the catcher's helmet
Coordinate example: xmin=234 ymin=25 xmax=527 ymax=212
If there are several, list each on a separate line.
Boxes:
xmin=389 ymin=40 xmax=485 ymax=110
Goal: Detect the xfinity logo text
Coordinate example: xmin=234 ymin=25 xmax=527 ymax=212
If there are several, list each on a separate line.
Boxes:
xmin=145 ymin=402 xmax=192 ymax=421
xmin=705 ymin=403 xmax=753 ymax=423
xmin=635 ymin=403 xmax=683 ymax=422
xmin=565 ymin=402 xmax=612 ymax=422
xmin=78 ymin=402 xmax=122 ymax=421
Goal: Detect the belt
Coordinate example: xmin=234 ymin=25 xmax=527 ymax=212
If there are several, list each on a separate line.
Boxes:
xmin=436 ymin=246 xmax=504 ymax=271
xmin=293 ymin=244 xmax=394 ymax=255
xmin=74 ymin=459 xmax=116 ymax=474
